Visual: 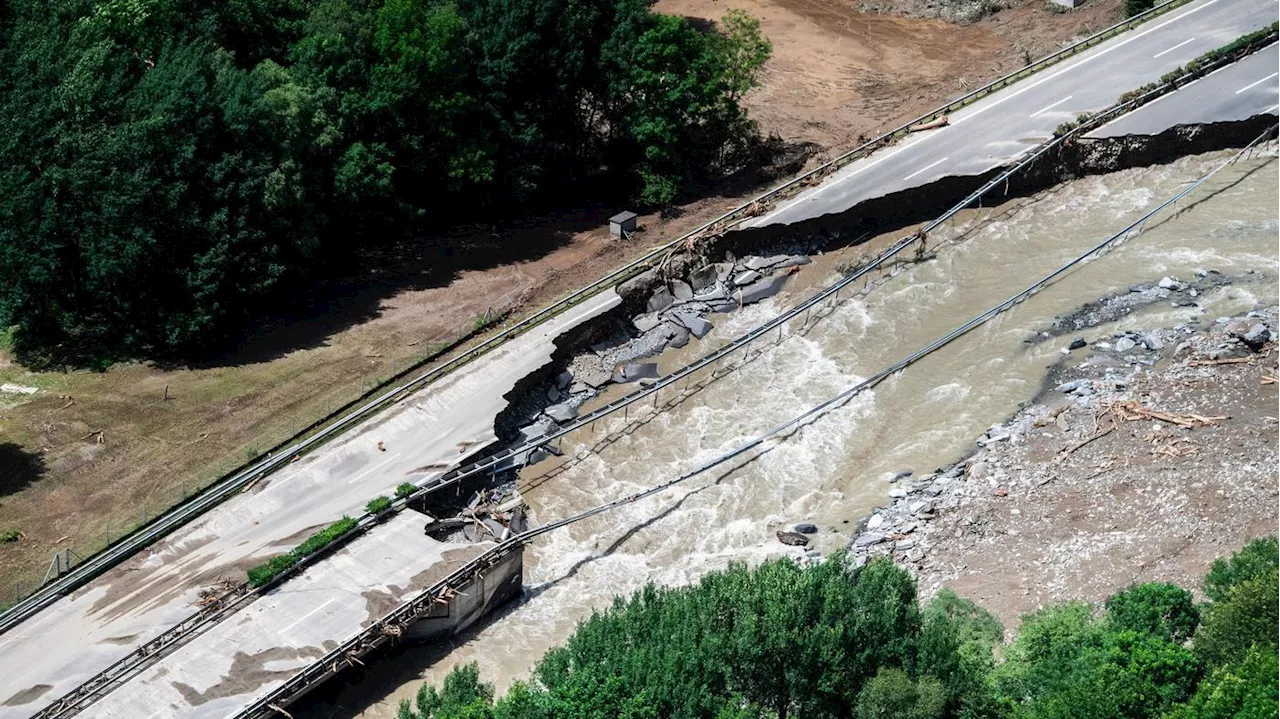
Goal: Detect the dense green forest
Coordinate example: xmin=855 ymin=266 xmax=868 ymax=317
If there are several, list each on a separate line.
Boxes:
xmin=0 ymin=0 xmax=771 ymax=366
xmin=396 ymin=537 xmax=1279 ymax=719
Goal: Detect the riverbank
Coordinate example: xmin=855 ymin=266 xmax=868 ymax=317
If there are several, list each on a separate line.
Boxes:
xmin=0 ymin=0 xmax=1129 ymax=597
xmin=847 ymin=302 xmax=1278 ymax=628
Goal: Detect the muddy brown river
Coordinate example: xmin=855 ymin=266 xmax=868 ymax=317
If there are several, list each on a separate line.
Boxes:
xmin=296 ymin=148 xmax=1278 ymax=717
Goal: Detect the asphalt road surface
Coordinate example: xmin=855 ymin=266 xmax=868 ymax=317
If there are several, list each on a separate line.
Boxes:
xmin=743 ymin=0 xmax=1278 ymax=229
xmin=1088 ymin=41 xmax=1279 ymax=136
xmin=0 ymin=290 xmax=619 ymax=719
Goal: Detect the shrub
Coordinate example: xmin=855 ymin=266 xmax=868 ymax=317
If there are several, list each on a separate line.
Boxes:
xmin=1203 ymin=536 xmax=1278 ymax=602
xmin=366 ymin=495 xmax=393 ymax=515
xmin=395 ymin=482 xmax=417 ymax=499
xmin=246 ymin=516 xmax=358 ymax=587
xmin=1194 ymin=568 xmax=1279 ymax=668
xmin=1106 ymin=582 xmax=1199 ymax=643
xmin=1125 ymin=0 xmax=1155 ymax=17
xmin=0 ymin=529 xmax=19 ymax=544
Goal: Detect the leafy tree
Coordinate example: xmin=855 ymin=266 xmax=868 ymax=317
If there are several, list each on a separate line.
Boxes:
xmin=1202 ymin=536 xmax=1278 ymax=602
xmin=992 ymin=601 xmax=1200 ymax=719
xmin=398 ymin=662 xmax=496 ymax=719
xmin=917 ymin=589 xmax=1003 ymax=716
xmin=1165 ymin=646 xmax=1279 ymax=719
xmin=1193 ymin=568 xmax=1279 ymax=668
xmin=1105 ymin=582 xmax=1199 ymax=644
xmin=0 ymin=0 xmax=770 ymax=364
xmin=530 ymin=555 xmax=922 ymax=719
xmin=601 ymin=9 xmax=769 ymax=205
xmin=855 ymin=667 xmax=946 ymax=719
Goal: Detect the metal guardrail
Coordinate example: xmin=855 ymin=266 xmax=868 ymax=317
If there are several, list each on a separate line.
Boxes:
xmin=237 ymin=123 xmax=1280 ymax=719
xmin=33 ymin=20 xmax=1278 ymax=719
xmin=0 ymin=0 xmax=1199 ymax=636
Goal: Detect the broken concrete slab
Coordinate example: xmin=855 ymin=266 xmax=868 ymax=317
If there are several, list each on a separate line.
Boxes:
xmin=633 ymin=313 xmax=661 ymax=333
xmin=666 ymin=324 xmax=691 ymax=349
xmin=613 ymin=362 xmax=661 ymax=383
xmin=689 ymin=265 xmax=718 ymax=292
xmin=671 ymin=280 xmax=694 ymax=301
xmin=543 ymin=403 xmax=578 ymax=423
xmin=647 ymin=286 xmax=674 ymax=313
xmin=678 ymin=314 xmax=713 ymax=339
xmin=732 ymin=270 xmax=762 ymax=287
xmin=736 ymin=275 xmax=788 ymax=305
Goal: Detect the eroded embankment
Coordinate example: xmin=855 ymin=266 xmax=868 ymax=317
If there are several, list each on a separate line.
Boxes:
xmin=725 ymin=114 xmax=1280 ymax=251
xmin=485 ymin=116 xmax=1278 ymax=465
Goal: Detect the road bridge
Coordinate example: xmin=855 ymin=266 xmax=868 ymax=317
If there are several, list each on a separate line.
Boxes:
xmin=0 ymin=291 xmax=617 ymax=719
xmin=3 ymin=3 xmax=1275 ymax=716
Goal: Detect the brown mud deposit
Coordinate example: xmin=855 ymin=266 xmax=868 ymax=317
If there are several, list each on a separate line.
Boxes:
xmin=1 ymin=685 xmax=51 ymax=707
xmin=171 ymin=646 xmax=326 ymax=706
xmin=852 ymin=307 xmax=1279 ymax=629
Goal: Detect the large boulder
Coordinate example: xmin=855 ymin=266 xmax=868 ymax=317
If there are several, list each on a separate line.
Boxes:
xmin=777 ymin=530 xmax=810 ymax=546
xmin=670 ymin=280 xmax=694 ymax=301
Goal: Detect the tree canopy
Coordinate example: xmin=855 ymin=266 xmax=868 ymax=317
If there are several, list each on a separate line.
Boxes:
xmin=396 ymin=537 xmax=1279 ymax=719
xmin=0 ymin=0 xmax=771 ymax=366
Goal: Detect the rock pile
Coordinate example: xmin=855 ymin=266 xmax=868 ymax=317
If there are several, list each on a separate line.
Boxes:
xmin=840 ymin=305 xmax=1277 ymax=581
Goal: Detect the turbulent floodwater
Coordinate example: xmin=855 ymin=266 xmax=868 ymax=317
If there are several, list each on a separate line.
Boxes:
xmin=297 ymin=148 xmax=1278 ymax=718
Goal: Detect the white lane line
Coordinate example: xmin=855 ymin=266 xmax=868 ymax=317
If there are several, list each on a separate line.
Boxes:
xmin=1265 ymin=103 xmax=1279 ymax=113
xmin=1236 ymin=72 xmax=1278 ymax=94
xmin=1030 ymin=95 xmax=1074 ymax=117
xmin=903 ymin=157 xmax=950 ymax=181
xmin=758 ymin=0 xmax=1227 ymax=223
xmin=282 ymin=597 xmax=339 ymax=632
xmin=347 ymin=452 xmax=401 ymax=484
xmin=1153 ymin=37 xmax=1196 ymax=58
xmin=952 ymin=0 xmax=1228 ymax=127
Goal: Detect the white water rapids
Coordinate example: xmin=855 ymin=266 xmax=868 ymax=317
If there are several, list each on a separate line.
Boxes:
xmin=297 ymin=148 xmax=1278 ymax=718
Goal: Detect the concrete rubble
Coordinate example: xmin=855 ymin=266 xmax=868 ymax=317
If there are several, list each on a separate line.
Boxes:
xmin=505 ymin=252 xmax=811 ymax=463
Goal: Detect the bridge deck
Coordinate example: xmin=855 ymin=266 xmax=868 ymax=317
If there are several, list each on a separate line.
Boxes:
xmin=78 ymin=513 xmax=485 ymax=719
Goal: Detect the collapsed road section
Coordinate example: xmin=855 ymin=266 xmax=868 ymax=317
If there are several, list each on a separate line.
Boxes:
xmin=740 ymin=0 xmax=1274 ymax=232
xmin=15 ymin=29 xmax=1280 ymax=717
xmin=225 ymin=132 xmax=1276 ymax=719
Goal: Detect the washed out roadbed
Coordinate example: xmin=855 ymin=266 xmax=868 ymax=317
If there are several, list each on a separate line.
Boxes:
xmin=0 ymin=0 xmax=1132 ymax=594
xmin=847 ymin=304 xmax=1279 ymax=629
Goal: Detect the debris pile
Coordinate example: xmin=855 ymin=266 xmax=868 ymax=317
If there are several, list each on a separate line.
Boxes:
xmin=507 ymin=253 xmax=811 ymax=455
xmin=425 ymin=486 xmax=529 ymax=544
xmin=837 ymin=305 xmax=1277 ymax=623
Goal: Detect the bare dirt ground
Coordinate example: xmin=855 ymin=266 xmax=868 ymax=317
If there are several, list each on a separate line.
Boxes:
xmin=849 ymin=305 xmax=1279 ymax=630
xmin=0 ymin=0 xmax=1129 ymax=597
